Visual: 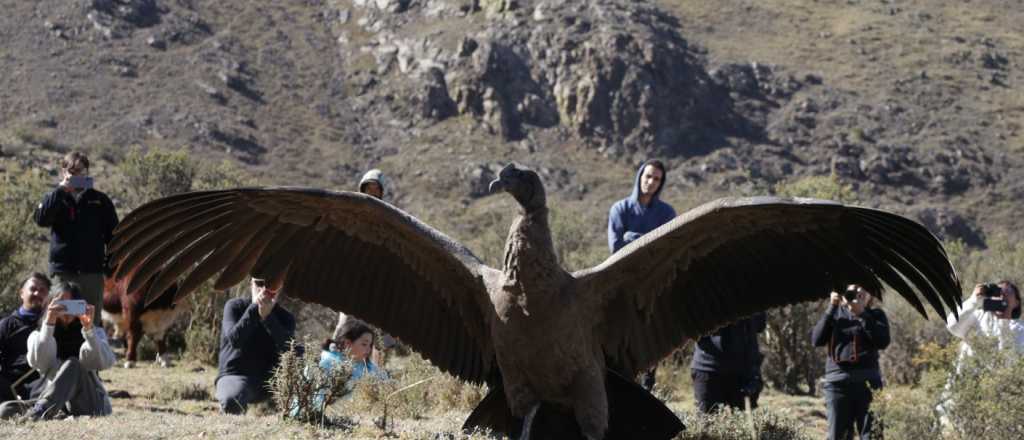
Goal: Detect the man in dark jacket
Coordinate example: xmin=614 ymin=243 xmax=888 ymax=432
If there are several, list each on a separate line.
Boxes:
xmin=216 ymin=277 xmax=296 ymax=414
xmin=0 ymin=273 xmax=51 ymax=401
xmin=33 ymin=151 xmax=118 ymax=325
xmin=607 ymin=159 xmax=677 ymax=390
xmin=690 ymin=312 xmax=767 ymax=413
xmin=811 ymin=285 xmax=890 ymax=440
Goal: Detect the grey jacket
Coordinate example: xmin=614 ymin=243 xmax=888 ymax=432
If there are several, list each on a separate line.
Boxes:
xmin=28 ymin=325 xmax=116 ymax=415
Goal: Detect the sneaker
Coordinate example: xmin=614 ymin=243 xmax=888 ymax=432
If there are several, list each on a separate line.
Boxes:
xmin=23 ymin=400 xmax=54 ymax=421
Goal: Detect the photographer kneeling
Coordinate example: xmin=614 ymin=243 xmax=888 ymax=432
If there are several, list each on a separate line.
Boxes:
xmin=811 ymin=284 xmax=890 ymax=440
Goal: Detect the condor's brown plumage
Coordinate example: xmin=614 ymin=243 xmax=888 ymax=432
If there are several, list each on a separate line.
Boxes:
xmin=107 ymin=163 xmax=961 ymax=440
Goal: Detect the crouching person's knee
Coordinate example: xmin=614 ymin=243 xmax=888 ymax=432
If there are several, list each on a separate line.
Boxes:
xmin=216 ymin=376 xmax=251 ymax=415
xmin=219 ymin=396 xmax=246 ymax=415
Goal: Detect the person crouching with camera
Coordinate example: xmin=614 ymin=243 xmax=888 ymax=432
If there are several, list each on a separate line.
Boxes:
xmin=811 ymin=284 xmax=890 ymax=440
xmin=946 ymin=280 xmax=1023 ymax=356
xmin=0 ymin=282 xmax=115 ymax=421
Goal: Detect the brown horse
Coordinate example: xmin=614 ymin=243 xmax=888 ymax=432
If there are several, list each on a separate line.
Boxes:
xmin=102 ymin=275 xmax=189 ymax=368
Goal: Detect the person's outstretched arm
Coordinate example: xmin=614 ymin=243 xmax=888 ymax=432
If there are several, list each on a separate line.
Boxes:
xmin=811 ymin=304 xmax=838 ymax=347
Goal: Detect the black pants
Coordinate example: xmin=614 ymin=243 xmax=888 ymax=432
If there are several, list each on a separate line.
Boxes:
xmin=691 ymin=370 xmax=758 ymax=413
xmin=824 ymin=378 xmax=883 ymax=440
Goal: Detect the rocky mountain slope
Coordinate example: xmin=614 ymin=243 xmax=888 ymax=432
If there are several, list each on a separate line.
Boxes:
xmin=1 ymin=0 xmax=1021 ymax=266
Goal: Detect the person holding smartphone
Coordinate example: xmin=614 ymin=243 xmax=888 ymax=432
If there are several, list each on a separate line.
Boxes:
xmin=33 ymin=151 xmax=119 ymax=325
xmin=811 ymin=284 xmax=890 ymax=440
xmin=216 ymin=277 xmax=296 ymax=414
xmin=0 ymin=282 xmax=115 ymax=420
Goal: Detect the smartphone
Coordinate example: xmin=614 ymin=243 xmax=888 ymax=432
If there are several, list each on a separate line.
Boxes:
xmin=57 ymin=299 xmax=87 ymax=316
xmin=68 ymin=175 xmax=94 ymax=190
xmin=982 ymin=298 xmax=1008 ymax=312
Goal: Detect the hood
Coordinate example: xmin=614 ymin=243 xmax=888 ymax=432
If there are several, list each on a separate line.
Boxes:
xmin=629 ymin=160 xmax=667 ymax=204
xmin=358 ymin=169 xmax=389 ymax=199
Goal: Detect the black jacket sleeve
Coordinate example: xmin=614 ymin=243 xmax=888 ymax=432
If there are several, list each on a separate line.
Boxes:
xmin=221 ymin=300 xmax=261 ymax=347
xmin=100 ymin=193 xmax=119 ymax=245
xmin=752 ymin=312 xmax=767 ymax=333
xmin=34 ymin=188 xmax=69 ymax=227
xmin=262 ymin=309 xmax=296 ymax=354
xmin=810 ymin=305 xmax=838 ymax=347
xmin=858 ymin=309 xmax=891 ymax=350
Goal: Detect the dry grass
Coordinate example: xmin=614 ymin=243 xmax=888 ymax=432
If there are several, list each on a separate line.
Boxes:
xmin=0 ymin=352 xmax=831 ymax=439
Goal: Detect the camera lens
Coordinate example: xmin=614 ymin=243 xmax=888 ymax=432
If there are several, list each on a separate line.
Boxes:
xmin=843 ymin=289 xmax=858 ymax=302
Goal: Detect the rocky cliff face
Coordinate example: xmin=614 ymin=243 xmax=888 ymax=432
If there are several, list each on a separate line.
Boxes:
xmin=1 ymin=0 xmax=1021 ymax=245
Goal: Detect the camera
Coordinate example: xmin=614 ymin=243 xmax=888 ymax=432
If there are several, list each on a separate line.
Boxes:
xmin=983 ymin=298 xmax=1009 ymax=312
xmin=980 ymin=283 xmax=1003 ymax=297
xmin=842 ymin=287 xmax=859 ymax=303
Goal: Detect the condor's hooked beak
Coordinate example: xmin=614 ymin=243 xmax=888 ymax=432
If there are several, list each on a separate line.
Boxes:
xmin=488 ymin=178 xmax=505 ymax=194
xmin=488 ymin=164 xmax=517 ymax=194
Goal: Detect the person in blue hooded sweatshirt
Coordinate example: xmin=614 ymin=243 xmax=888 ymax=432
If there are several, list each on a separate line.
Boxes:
xmin=607 ymin=159 xmax=676 ymax=390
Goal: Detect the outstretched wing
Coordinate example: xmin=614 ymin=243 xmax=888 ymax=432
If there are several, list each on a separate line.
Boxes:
xmin=574 ymin=196 xmax=962 ymax=377
xmin=108 ymin=188 xmax=499 ymax=384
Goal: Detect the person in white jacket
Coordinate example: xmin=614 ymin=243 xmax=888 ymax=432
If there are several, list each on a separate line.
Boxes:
xmin=0 ymin=282 xmax=116 ymax=420
xmin=946 ymin=281 xmax=1024 ymax=359
xmin=937 ymin=280 xmax=1022 ymax=424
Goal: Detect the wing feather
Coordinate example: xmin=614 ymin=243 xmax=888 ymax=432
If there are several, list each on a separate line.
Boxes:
xmin=577 ymin=197 xmax=962 ymax=377
xmin=109 ymin=188 xmax=498 ymax=384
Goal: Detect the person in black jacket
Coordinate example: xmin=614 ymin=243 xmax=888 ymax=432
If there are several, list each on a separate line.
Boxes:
xmin=33 ymin=151 xmax=119 ymax=325
xmin=690 ymin=312 xmax=766 ymax=413
xmin=811 ymin=284 xmax=890 ymax=440
xmin=0 ymin=273 xmax=51 ymax=401
xmin=216 ymin=277 xmax=296 ymax=414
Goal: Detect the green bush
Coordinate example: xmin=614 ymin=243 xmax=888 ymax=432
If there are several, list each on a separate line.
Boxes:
xmin=120 ymin=146 xmax=197 ymax=209
xmin=939 ymin=335 xmax=1024 ymax=439
xmin=182 ymin=284 xmax=232 ymax=366
xmin=0 ymin=164 xmax=51 ymax=311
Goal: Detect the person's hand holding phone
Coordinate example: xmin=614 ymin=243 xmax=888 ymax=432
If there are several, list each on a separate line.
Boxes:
xmin=45 ymin=296 xmax=67 ymax=325
xmin=80 ymin=304 xmax=95 ymax=329
xmin=256 ymin=287 xmax=280 ymax=320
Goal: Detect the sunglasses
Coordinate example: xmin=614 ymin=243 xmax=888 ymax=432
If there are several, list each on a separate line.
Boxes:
xmin=252 ymin=278 xmax=280 ymax=291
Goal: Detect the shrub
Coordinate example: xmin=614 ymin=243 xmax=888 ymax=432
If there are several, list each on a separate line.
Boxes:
xmin=0 ymin=164 xmax=51 ymax=311
xmin=939 ymin=335 xmax=1024 ymax=439
xmin=182 ymin=284 xmax=232 ymax=366
xmin=120 ymin=146 xmax=196 ymax=208
xmin=270 ymin=338 xmax=353 ymax=426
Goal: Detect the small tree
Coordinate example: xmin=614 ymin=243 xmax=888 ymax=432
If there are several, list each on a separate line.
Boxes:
xmin=0 ymin=165 xmax=51 ymax=311
xmin=120 ymin=146 xmax=196 ymax=209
